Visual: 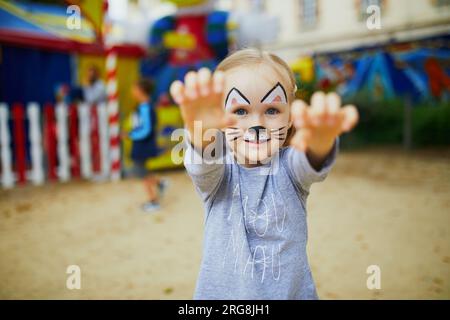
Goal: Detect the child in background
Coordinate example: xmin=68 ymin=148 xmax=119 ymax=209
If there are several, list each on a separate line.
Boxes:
xmin=83 ymin=65 xmax=106 ymax=104
xmin=128 ymin=79 xmax=166 ymax=213
xmin=170 ymin=49 xmax=358 ymax=299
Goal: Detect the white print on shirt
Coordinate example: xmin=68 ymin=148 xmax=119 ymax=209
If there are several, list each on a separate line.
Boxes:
xmin=243 ymin=244 xmax=282 ymax=283
xmin=222 ymin=183 xmax=287 ymax=283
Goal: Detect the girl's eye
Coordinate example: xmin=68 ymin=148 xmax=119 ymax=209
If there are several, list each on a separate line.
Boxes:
xmin=234 ymin=108 xmax=248 ymax=116
xmin=266 ymin=107 xmax=280 ymax=115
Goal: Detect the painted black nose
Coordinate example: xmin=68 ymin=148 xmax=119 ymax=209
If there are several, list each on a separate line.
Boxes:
xmin=248 ymin=125 xmax=266 ymax=141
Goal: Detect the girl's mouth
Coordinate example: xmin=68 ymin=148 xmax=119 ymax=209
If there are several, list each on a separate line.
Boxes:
xmin=242 ymin=128 xmax=271 ymax=145
xmin=244 ymin=138 xmax=271 ymax=145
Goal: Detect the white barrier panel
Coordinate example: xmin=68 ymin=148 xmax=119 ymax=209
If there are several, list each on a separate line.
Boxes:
xmin=98 ymin=102 xmax=110 ymax=178
xmin=56 ymin=102 xmax=70 ymax=182
xmin=78 ymin=103 xmax=92 ymax=179
xmin=27 ymin=102 xmax=44 ymax=185
xmin=1 ymin=101 xmax=118 ymax=188
xmin=0 ymin=103 xmax=14 ymax=188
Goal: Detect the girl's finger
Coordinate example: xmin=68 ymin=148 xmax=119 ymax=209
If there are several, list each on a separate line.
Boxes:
xmin=184 ymin=71 xmax=199 ymax=100
xmin=340 ymin=105 xmax=359 ymax=132
xmin=326 ymin=92 xmax=341 ymax=115
xmin=212 ymin=71 xmax=225 ymax=95
xmin=170 ymin=80 xmax=185 ymax=105
xmin=291 ymin=100 xmax=309 ymax=128
xmin=326 ymin=92 xmax=342 ymax=125
xmin=198 ymin=68 xmax=212 ymax=97
xmin=310 ymin=91 xmax=326 ymax=125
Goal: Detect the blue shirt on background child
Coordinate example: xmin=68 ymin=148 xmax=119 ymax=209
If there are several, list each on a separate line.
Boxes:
xmin=129 ymin=102 xmax=159 ymax=161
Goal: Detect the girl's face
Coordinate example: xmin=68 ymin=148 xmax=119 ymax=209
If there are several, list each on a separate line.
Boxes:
xmin=222 ymin=64 xmax=292 ymax=166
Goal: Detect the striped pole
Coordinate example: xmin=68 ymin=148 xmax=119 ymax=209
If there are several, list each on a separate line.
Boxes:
xmin=0 ymin=103 xmax=14 ymax=188
xmin=106 ymin=48 xmax=121 ymax=181
xmin=27 ymin=102 xmax=44 ymax=185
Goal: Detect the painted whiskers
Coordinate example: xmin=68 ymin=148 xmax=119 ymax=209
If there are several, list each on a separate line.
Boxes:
xmin=225 ymin=126 xmax=288 ymax=143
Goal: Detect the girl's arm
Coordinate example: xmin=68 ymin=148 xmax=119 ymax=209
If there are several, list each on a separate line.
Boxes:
xmin=284 ymin=92 xmax=357 ymax=191
xmin=284 ymin=138 xmax=338 ymax=193
xmin=171 ymin=68 xmax=235 ymax=201
xmin=183 ymin=130 xmax=227 ymax=202
xmin=290 ymin=91 xmax=358 ymax=170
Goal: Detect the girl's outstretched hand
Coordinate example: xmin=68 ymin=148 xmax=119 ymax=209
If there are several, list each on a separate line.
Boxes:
xmin=170 ymin=68 xmax=236 ymax=135
xmin=290 ymin=91 xmax=359 ymax=162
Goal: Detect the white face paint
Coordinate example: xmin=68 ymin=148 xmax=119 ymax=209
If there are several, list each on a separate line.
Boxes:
xmin=260 ymin=82 xmax=288 ymax=105
xmin=224 ymin=88 xmax=251 ymax=110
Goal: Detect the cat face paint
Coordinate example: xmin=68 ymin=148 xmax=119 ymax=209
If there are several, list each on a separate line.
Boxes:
xmin=225 ymin=82 xmax=289 ymax=143
xmin=226 ymin=126 xmax=287 ymax=143
xmin=224 ymin=87 xmax=250 ymax=110
xmin=222 ymin=68 xmax=292 ymax=167
xmin=224 ymin=83 xmax=288 ymax=109
xmin=260 ymin=82 xmax=288 ymax=105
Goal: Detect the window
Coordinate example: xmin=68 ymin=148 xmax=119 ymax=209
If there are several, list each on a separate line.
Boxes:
xmin=300 ymin=0 xmax=318 ymax=29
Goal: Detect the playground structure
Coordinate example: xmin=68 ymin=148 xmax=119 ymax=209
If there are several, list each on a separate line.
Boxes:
xmin=0 ymin=1 xmax=171 ymax=187
xmin=138 ymin=0 xmax=280 ymax=169
xmin=135 ymin=0 xmax=235 ymax=170
xmin=0 ymin=0 xmax=285 ymax=185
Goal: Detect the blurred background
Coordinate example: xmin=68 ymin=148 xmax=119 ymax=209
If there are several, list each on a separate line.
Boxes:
xmin=0 ymin=0 xmax=449 ymax=299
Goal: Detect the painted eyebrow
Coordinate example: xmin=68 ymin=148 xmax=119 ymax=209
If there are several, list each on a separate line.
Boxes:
xmin=260 ymin=82 xmax=288 ymax=103
xmin=224 ymin=87 xmax=251 ymax=108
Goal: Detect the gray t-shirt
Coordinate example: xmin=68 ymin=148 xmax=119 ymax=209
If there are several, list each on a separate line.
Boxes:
xmin=184 ymin=132 xmax=337 ymax=300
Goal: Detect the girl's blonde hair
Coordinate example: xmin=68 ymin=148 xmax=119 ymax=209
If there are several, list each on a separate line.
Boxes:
xmin=216 ymin=48 xmax=297 ymax=145
xmin=216 ymin=48 xmax=297 ymax=102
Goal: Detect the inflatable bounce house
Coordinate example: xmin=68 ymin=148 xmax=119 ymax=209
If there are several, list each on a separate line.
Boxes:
xmin=0 ymin=0 xmax=146 ymax=187
xmin=141 ymin=0 xmax=280 ymax=170
xmin=140 ymin=0 xmax=231 ymax=170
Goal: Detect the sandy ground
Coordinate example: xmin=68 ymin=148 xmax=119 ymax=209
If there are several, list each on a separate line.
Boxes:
xmin=0 ymin=148 xmax=449 ymax=300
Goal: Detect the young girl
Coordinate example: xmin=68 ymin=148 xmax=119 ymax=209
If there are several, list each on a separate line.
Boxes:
xmin=170 ymin=49 xmax=358 ymax=299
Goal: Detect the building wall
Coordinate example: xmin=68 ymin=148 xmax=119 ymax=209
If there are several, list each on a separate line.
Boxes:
xmin=229 ymin=0 xmax=450 ymax=60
